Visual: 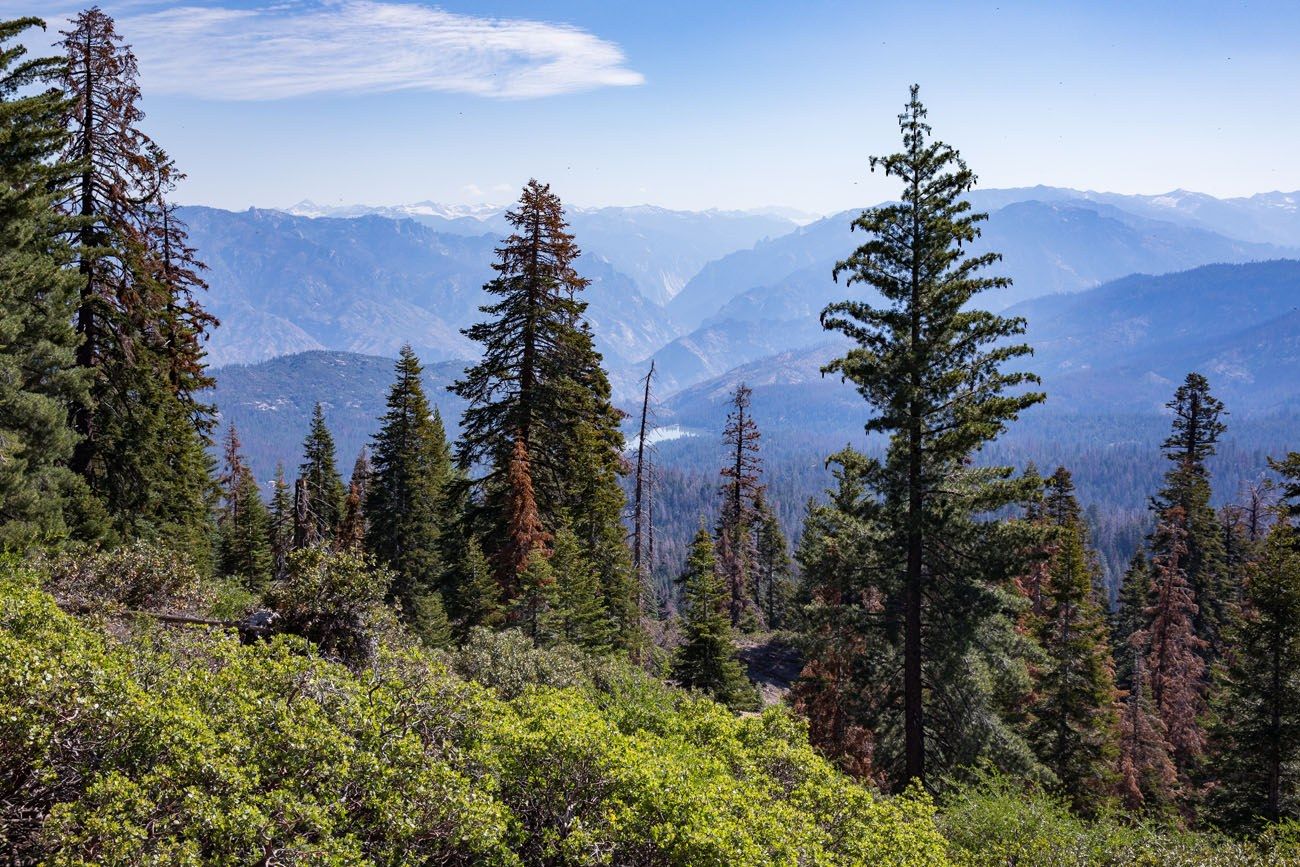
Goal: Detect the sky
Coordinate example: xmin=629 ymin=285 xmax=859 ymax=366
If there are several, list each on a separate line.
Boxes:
xmin=14 ymin=0 xmax=1300 ymax=213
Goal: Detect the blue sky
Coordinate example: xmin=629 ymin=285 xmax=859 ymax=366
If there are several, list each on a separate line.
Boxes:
xmin=15 ymin=0 xmax=1300 ymax=212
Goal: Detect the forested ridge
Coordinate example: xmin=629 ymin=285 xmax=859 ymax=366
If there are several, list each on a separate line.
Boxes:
xmin=5 ymin=11 xmax=1300 ymax=865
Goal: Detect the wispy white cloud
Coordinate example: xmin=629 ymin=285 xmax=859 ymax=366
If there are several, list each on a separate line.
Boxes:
xmin=112 ymin=0 xmax=644 ymax=100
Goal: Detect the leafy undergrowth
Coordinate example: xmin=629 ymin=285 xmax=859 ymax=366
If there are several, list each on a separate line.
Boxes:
xmin=3 ymin=555 xmax=1296 ymax=865
xmin=1 ymin=561 xmax=946 ymax=866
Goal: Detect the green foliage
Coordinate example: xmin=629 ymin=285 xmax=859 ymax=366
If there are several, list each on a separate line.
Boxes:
xmin=544 ymin=526 xmax=616 ymax=652
xmin=298 ymin=402 xmax=345 ymax=544
xmin=2 ymin=565 xmax=955 ymax=866
xmin=813 ymin=85 xmax=1044 ymax=788
xmin=673 ymin=524 xmax=757 ymax=710
xmin=940 ymin=774 xmax=1294 ymax=866
xmin=1207 ymin=517 xmax=1300 ymax=830
xmin=43 ymin=540 xmax=208 ymax=614
xmin=366 ymin=346 xmax=456 ymax=643
xmin=265 ymin=546 xmax=396 ymax=668
xmin=0 ymin=17 xmax=88 ymax=550
xmin=216 ymin=468 xmax=273 ymax=593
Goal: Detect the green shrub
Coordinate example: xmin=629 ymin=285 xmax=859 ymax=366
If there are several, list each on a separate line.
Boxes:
xmin=1 ymin=562 xmax=955 ymax=866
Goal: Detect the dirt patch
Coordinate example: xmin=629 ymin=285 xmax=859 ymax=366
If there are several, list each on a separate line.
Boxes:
xmin=738 ymin=634 xmax=803 ymax=707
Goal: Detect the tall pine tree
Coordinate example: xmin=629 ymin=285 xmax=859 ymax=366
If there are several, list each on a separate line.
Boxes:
xmin=451 ymin=180 xmax=634 ymax=645
xmin=366 ymin=347 xmax=455 ymax=642
xmin=1207 ymin=515 xmax=1300 ymax=830
xmin=58 ymin=8 xmax=215 ymax=547
xmin=812 ymin=85 xmax=1043 ymax=788
xmin=0 ymin=17 xmax=89 ymax=548
xmin=717 ymin=382 xmax=763 ymax=628
xmin=1151 ymin=373 xmax=1230 ymax=661
xmin=673 ymin=523 xmax=755 ymax=710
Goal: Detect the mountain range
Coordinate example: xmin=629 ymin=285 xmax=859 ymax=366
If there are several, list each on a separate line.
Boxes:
xmin=189 ymin=186 xmax=1300 ymax=402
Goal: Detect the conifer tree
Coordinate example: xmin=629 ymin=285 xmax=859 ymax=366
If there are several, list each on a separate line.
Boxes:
xmin=673 ymin=523 xmax=755 ymax=709
xmin=336 ymin=449 xmax=370 ymax=551
xmin=717 ymin=382 xmax=763 ymax=627
xmin=753 ymin=492 xmax=793 ymax=629
xmin=456 ymin=536 xmax=503 ymax=631
xmin=1143 ymin=507 xmax=1208 ymax=778
xmin=0 ymin=17 xmax=88 ymax=547
xmin=1269 ymin=452 xmax=1300 ymax=524
xmin=1026 ymin=468 xmax=1120 ymax=812
xmin=298 ymin=402 xmax=344 ymax=543
xmin=452 ymin=180 xmax=632 ymax=643
xmin=268 ymin=463 xmax=293 ymax=580
xmin=366 ymin=347 xmax=454 ymax=641
xmin=1118 ymin=647 xmax=1180 ymax=814
xmin=215 ymin=425 xmax=271 ymax=591
xmin=1152 ymin=373 xmax=1230 ymax=660
xmin=58 ymin=8 xmax=215 ymax=545
xmin=1112 ymin=550 xmax=1153 ymax=693
xmin=812 ymin=85 xmax=1043 ymax=787
xmin=544 ymin=526 xmax=614 ymax=651
xmin=1207 ymin=517 xmax=1300 ymax=830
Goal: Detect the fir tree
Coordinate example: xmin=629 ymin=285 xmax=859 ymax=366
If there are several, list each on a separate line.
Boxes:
xmin=298 ymin=402 xmax=344 ymax=543
xmin=215 ymin=425 xmax=271 ymax=591
xmin=717 ymin=382 xmax=763 ymax=627
xmin=544 ymin=526 xmax=614 ymax=651
xmin=451 ymin=180 xmax=632 ymax=643
xmin=456 ymin=536 xmax=502 ymax=631
xmin=1151 ymin=373 xmax=1230 ymax=661
xmin=0 ymin=17 xmax=88 ymax=548
xmin=58 ymin=8 xmax=215 ymax=546
xmin=366 ymin=347 xmax=455 ymax=641
xmin=1027 ymin=468 xmax=1120 ymax=813
xmin=753 ymin=492 xmax=793 ymax=629
xmin=1118 ymin=647 xmax=1180 ymax=815
xmin=1112 ymin=549 xmax=1153 ymax=693
xmin=813 ymin=85 xmax=1043 ymax=788
xmin=672 ymin=523 xmax=755 ymax=710
xmin=267 ymin=463 xmax=293 ymax=580
xmin=1207 ymin=517 xmax=1300 ymax=830
xmin=1143 ymin=507 xmax=1208 ymax=778
xmin=500 ymin=436 xmax=550 ymax=605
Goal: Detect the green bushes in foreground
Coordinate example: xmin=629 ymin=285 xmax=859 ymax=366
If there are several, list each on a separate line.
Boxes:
xmin=0 ymin=562 xmax=948 ymax=865
xmin=3 ymin=552 xmax=1296 ymax=865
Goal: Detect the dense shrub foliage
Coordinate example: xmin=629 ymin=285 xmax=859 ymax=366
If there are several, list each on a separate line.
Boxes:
xmin=1 ymin=562 xmax=953 ymax=865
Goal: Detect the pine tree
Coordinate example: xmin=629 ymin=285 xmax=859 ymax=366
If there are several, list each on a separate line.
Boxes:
xmin=366 ymin=347 xmax=455 ymax=642
xmin=717 ymin=382 xmax=763 ymax=627
xmin=298 ymin=402 xmax=344 ymax=543
xmin=58 ymin=8 xmax=215 ymax=545
xmin=215 ymin=425 xmax=271 ymax=591
xmin=1112 ymin=550 xmax=1153 ymax=693
xmin=672 ymin=523 xmax=755 ymax=709
xmin=451 ymin=180 xmax=632 ymax=643
xmin=752 ymin=492 xmax=793 ymax=629
xmin=268 ymin=463 xmax=293 ymax=580
xmin=336 ymin=449 xmax=370 ymax=551
xmin=1118 ymin=647 xmax=1180 ymax=814
xmin=1143 ymin=507 xmax=1208 ymax=778
xmin=1152 ymin=373 xmax=1230 ymax=661
xmin=1269 ymin=452 xmax=1300 ymax=524
xmin=813 ymin=85 xmax=1043 ymax=788
xmin=1026 ymin=468 xmax=1120 ymax=813
xmin=456 ymin=536 xmax=503 ymax=631
xmin=1208 ymin=517 xmax=1300 ymax=830
xmin=544 ymin=526 xmax=614 ymax=651
xmin=0 ymin=17 xmax=88 ymax=548
xmin=501 ymin=437 xmax=550 ymax=605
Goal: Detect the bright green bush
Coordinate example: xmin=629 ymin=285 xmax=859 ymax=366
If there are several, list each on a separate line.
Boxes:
xmin=0 ymin=563 xmax=953 ymax=866
xmin=939 ymin=774 xmax=1297 ymax=866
